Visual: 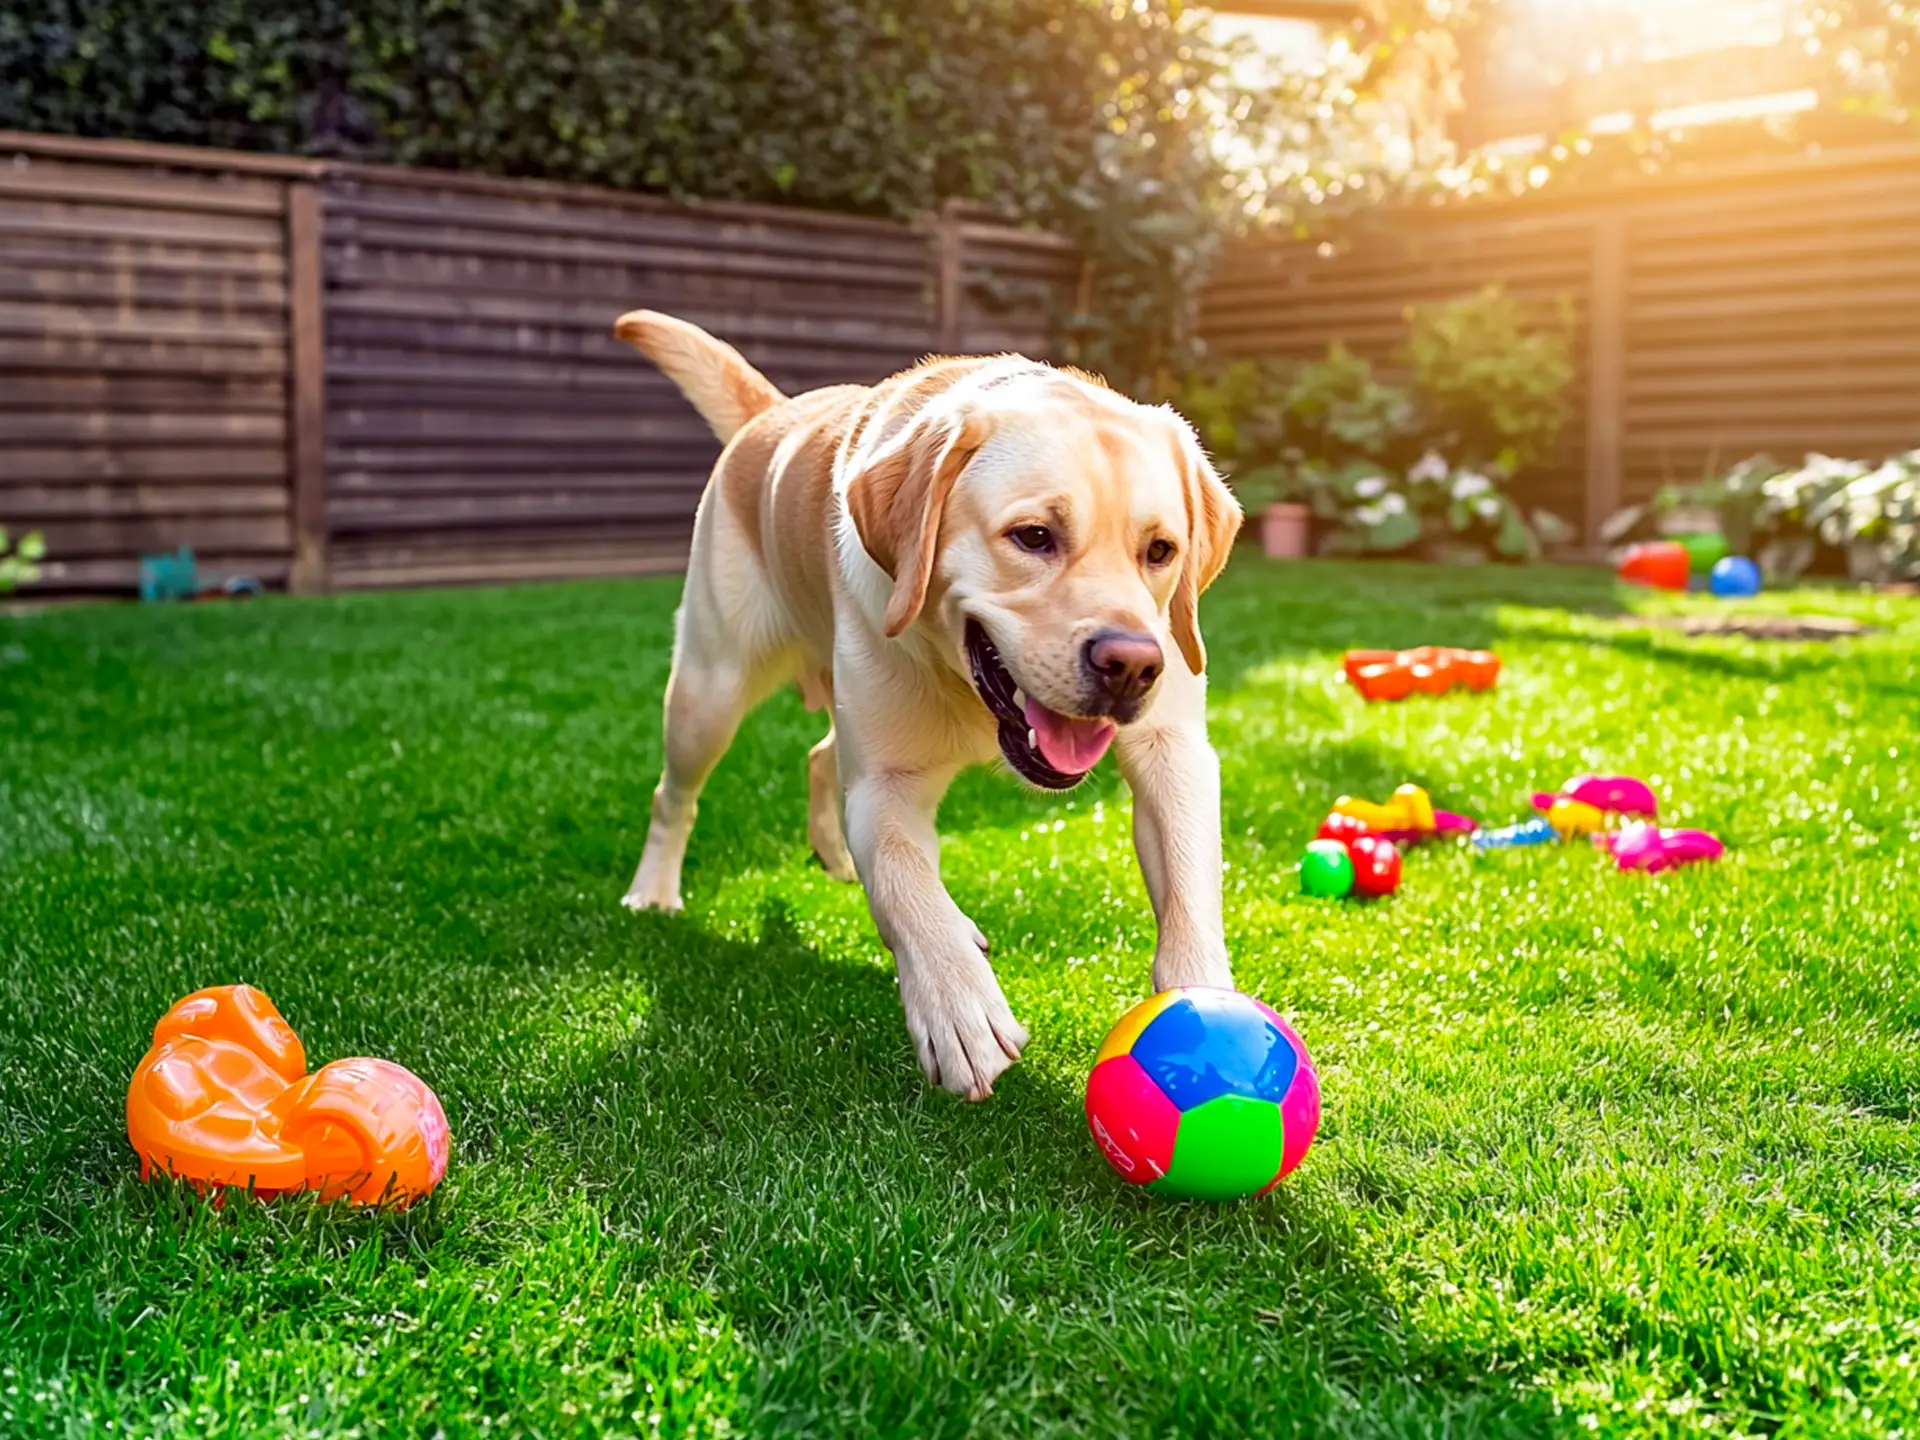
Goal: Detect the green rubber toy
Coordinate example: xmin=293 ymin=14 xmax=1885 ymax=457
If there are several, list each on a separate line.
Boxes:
xmin=1675 ymin=532 xmax=1729 ymax=576
xmin=1300 ymin=839 xmax=1356 ymax=898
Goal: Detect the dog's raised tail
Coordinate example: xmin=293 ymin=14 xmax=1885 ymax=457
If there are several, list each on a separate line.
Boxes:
xmin=612 ymin=310 xmax=786 ymax=444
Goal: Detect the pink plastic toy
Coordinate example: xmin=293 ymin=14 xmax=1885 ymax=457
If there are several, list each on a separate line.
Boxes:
xmin=1531 ymin=775 xmax=1658 ymax=819
xmin=1594 ymin=823 xmax=1724 ymax=873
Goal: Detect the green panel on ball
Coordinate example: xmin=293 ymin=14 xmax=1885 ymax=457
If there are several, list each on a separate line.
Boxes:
xmin=1153 ymin=1094 xmax=1283 ymax=1201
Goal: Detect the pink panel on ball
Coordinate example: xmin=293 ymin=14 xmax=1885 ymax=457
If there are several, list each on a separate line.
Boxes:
xmin=1084 ymin=1055 xmax=1180 ymax=1185
xmin=1276 ymin=1052 xmax=1321 ymax=1181
xmin=1246 ymin=1008 xmax=1320 ymax=1192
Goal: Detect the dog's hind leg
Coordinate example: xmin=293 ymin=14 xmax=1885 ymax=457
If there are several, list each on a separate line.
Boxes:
xmin=622 ymin=650 xmax=757 ymax=912
xmin=807 ymin=729 xmax=857 ymax=882
xmin=793 ymin=669 xmax=856 ymax=883
xmin=624 ymin=522 xmax=791 ymax=912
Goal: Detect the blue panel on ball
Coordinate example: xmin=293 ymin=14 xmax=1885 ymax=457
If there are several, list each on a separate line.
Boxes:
xmin=1130 ymin=990 xmax=1298 ymax=1111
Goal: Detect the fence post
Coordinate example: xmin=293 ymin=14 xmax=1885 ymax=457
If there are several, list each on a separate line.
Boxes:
xmin=1584 ymin=210 xmax=1627 ymax=549
xmin=933 ymin=198 xmax=965 ymax=353
xmin=286 ymin=180 xmax=329 ymax=594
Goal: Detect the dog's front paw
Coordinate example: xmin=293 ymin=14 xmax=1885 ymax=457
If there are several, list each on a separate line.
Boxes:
xmin=621 ymin=858 xmax=684 ymax=913
xmin=897 ymin=921 xmax=1029 ymax=1102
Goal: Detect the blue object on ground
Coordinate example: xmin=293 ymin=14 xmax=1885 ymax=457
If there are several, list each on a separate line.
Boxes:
xmin=1473 ymin=817 xmax=1557 ymax=850
xmin=139 ymin=548 xmax=198 ymax=603
xmin=1709 ymin=556 xmax=1763 ymax=598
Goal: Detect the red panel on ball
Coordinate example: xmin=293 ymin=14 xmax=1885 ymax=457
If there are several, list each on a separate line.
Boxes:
xmin=1084 ymin=1055 xmax=1180 ymax=1185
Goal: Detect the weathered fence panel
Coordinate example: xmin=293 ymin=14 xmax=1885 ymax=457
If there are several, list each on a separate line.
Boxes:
xmin=0 ymin=132 xmax=1074 ymax=595
xmin=322 ymin=169 xmax=939 ymax=590
xmin=1201 ymin=142 xmax=1920 ymax=543
xmin=0 ymin=141 xmax=316 ymax=591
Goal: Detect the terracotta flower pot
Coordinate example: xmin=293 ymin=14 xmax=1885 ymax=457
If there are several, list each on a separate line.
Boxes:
xmin=1259 ymin=503 xmax=1310 ymax=560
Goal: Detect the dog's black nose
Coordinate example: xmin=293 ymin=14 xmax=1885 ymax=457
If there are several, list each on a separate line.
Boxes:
xmin=1083 ymin=629 xmax=1163 ymax=705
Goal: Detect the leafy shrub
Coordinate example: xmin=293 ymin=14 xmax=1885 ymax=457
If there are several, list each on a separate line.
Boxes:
xmin=0 ymin=528 xmax=45 ymax=594
xmin=1177 ymin=347 xmax=1422 ymax=511
xmin=1179 ymin=289 xmax=1573 ymax=560
xmin=1402 ymin=285 xmax=1577 ymax=474
xmin=0 ymin=0 xmax=1262 ymax=389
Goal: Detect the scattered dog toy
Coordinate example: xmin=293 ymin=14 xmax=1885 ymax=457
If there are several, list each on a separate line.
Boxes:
xmin=1594 ymin=823 xmax=1724 ymax=874
xmin=138 ymin=548 xmax=264 ymax=603
xmin=1529 ymin=775 xmax=1657 ymax=837
xmin=1617 ymin=541 xmax=1691 ymax=591
xmin=1299 ymin=838 xmax=1357 ymax=898
xmin=1675 ymin=532 xmax=1730 ymax=576
xmin=1333 ymin=784 xmax=1477 ymax=845
xmin=1342 ymin=647 xmax=1501 ymax=702
xmin=1618 ymin=541 xmax=1692 ymax=590
xmin=1709 ymin=556 xmax=1762 ymax=597
xmin=1085 ymin=987 xmax=1319 ymax=1200
xmin=1315 ymin=811 xmax=1373 ymax=847
xmin=1347 ymin=834 xmax=1403 ymax=896
xmin=1472 ymin=817 xmax=1558 ymax=849
xmin=127 ymin=984 xmax=449 ymax=1207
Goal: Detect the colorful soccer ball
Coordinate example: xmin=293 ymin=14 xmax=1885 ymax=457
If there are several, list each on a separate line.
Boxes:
xmin=1085 ymin=987 xmax=1321 ymax=1201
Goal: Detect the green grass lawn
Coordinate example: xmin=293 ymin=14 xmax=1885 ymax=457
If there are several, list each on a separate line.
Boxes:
xmin=3 ymin=561 xmax=1918 ymax=1439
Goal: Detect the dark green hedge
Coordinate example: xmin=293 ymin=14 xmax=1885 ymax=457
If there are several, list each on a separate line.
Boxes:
xmin=1 ymin=1 xmax=1238 ymax=385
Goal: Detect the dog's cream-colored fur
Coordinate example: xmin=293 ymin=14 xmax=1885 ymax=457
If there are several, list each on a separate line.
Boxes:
xmin=614 ymin=310 xmax=1243 ymax=1100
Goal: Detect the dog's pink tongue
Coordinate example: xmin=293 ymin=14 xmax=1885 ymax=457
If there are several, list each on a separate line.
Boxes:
xmin=1023 ymin=699 xmax=1116 ymax=775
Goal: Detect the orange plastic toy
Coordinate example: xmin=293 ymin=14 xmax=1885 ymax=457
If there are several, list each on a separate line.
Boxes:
xmin=1342 ymin=646 xmax=1501 ymax=702
xmin=126 ymin=984 xmax=449 ymax=1207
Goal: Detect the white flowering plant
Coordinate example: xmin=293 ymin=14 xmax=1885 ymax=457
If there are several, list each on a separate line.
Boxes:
xmin=1304 ymin=451 xmax=1569 ymax=559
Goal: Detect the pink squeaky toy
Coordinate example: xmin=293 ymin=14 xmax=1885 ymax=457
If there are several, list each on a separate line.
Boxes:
xmin=1594 ymin=823 xmax=1724 ymax=874
xmin=1531 ymin=775 xmax=1658 ymax=819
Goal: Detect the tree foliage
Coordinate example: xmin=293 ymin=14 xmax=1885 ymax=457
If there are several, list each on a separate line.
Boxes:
xmin=0 ymin=0 xmax=1279 ymax=390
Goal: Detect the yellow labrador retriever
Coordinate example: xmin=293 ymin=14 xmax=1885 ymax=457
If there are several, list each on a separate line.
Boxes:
xmin=614 ymin=311 xmax=1242 ymax=1101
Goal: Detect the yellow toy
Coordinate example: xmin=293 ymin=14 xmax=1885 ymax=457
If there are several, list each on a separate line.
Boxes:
xmin=1333 ymin=783 xmax=1436 ymax=834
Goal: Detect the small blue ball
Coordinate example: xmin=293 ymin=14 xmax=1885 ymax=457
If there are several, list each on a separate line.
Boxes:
xmin=1708 ymin=556 xmax=1762 ymax=598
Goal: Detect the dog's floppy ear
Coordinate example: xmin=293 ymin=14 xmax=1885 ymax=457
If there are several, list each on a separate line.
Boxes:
xmin=1167 ymin=418 xmax=1244 ymax=675
xmin=844 ymin=408 xmax=987 ymax=637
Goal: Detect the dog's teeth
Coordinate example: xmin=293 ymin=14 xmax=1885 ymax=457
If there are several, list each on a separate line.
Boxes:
xmin=1013 ymin=687 xmax=1027 ymax=710
xmin=1027 ymin=727 xmax=1039 ymax=749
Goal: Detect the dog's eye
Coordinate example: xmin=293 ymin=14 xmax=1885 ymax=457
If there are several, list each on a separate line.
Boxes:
xmin=1008 ymin=525 xmax=1056 ymax=555
xmin=1146 ymin=538 xmax=1176 ymax=567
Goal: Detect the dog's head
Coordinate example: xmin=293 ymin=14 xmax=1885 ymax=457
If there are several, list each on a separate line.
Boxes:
xmin=844 ymin=362 xmax=1242 ymax=789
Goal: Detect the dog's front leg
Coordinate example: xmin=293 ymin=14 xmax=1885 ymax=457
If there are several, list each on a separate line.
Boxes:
xmin=842 ymin=764 xmax=1029 ymax=1100
xmin=1117 ymin=658 xmax=1234 ymax=994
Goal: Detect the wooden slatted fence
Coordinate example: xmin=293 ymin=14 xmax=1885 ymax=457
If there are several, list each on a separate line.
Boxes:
xmin=0 ymin=133 xmax=1076 ymax=595
xmin=0 ymin=139 xmax=322 ymax=592
xmin=1201 ymin=141 xmax=1920 ymax=543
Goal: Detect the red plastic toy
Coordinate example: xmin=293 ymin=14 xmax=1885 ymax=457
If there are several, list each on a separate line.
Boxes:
xmin=1617 ymin=542 xmax=1691 ymax=591
xmin=126 ymin=984 xmax=449 ymax=1208
xmin=1348 ymin=835 xmax=1403 ymax=897
xmin=1343 ymin=647 xmax=1501 ymax=702
xmin=1315 ymin=811 xmax=1373 ymax=847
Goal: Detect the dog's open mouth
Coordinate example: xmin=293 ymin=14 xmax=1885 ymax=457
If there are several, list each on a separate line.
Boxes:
xmin=965 ymin=620 xmax=1115 ymax=789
